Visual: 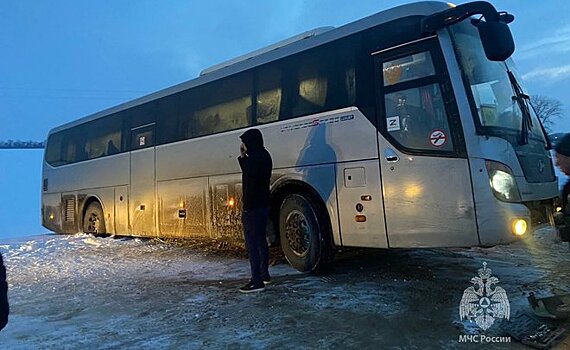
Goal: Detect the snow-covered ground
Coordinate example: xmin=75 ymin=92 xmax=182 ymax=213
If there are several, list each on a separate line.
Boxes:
xmin=0 ymin=227 xmax=568 ymax=349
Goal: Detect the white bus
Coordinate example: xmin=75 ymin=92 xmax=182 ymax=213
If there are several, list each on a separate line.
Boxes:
xmin=42 ymin=1 xmax=558 ymax=272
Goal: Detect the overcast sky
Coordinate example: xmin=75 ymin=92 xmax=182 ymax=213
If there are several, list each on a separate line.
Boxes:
xmin=1 ymin=0 xmax=569 ymax=143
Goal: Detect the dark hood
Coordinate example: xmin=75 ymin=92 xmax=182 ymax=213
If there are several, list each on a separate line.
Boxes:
xmin=555 ymin=133 xmax=570 ymax=157
xmin=240 ymin=128 xmax=264 ymax=152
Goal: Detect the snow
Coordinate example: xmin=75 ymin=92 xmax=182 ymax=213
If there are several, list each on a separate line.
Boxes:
xmin=0 ymin=228 xmax=568 ymax=349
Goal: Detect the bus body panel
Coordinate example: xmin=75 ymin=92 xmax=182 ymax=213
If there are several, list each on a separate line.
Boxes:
xmin=209 ymin=174 xmax=245 ymax=241
xmin=152 ymin=109 xmax=378 ymax=245
xmin=468 ymin=157 xmax=531 ymax=245
xmin=468 ymin=135 xmax=558 ymax=201
xmin=130 ymin=148 xmax=156 ymax=237
xmin=42 ymin=154 xmax=130 ymax=234
xmin=56 ymin=188 xmax=116 ymax=234
xmin=336 ymin=160 xmax=387 ymax=248
xmin=157 ymin=177 xmax=209 ymax=238
xmin=378 ymin=134 xmax=478 ymax=247
xmin=518 ymin=180 xmax=558 ymax=202
xmin=114 ymin=185 xmax=129 ymax=234
xmin=42 ymin=192 xmax=62 ymax=232
xmin=43 ymin=153 xmax=129 ymax=193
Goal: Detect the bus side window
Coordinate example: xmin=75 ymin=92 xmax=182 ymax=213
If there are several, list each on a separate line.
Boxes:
xmin=45 ymin=132 xmax=64 ymax=166
xmin=385 ymin=84 xmax=453 ymax=152
xmin=383 ymin=52 xmax=435 ymax=86
xmin=83 ymin=116 xmax=123 ymax=159
xmin=291 ymin=59 xmax=327 ymax=118
xmin=382 ymin=51 xmax=453 ymax=152
xmin=255 ymin=66 xmax=281 ymax=125
xmin=192 ymin=72 xmax=252 ymax=137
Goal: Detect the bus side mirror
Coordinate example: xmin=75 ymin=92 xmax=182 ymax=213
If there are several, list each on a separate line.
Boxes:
xmin=474 ymin=20 xmax=515 ymax=61
xmin=421 ymin=2 xmax=515 ymax=62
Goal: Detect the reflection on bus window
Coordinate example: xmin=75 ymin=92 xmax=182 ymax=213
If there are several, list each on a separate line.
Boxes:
xmin=86 ymin=131 xmax=121 ymax=159
xmin=383 ymin=51 xmax=435 ymax=86
xmin=450 ymin=23 xmax=545 ymax=141
xmin=256 ymin=88 xmax=281 ymax=124
xmin=291 ymin=60 xmax=328 ymax=117
xmin=385 ymin=84 xmax=453 ymax=151
xmin=256 ymin=66 xmax=281 ymax=125
xmin=192 ymin=73 xmax=252 ymax=137
xmin=195 ymin=96 xmax=251 ymax=135
xmin=345 ymin=67 xmax=356 ymax=104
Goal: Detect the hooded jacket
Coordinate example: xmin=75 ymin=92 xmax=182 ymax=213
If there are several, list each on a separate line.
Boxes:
xmin=0 ymin=253 xmax=8 ymax=331
xmin=556 ymin=133 xmax=570 ymax=206
xmin=555 ymin=133 xmax=570 ymax=242
xmin=238 ymin=129 xmax=272 ymax=210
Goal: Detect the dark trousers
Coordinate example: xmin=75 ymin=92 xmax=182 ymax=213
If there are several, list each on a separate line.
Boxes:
xmin=0 ymin=253 xmax=8 ymax=331
xmin=242 ymin=207 xmax=270 ymax=285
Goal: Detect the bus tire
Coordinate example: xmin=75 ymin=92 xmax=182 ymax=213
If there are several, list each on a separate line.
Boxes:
xmin=83 ymin=202 xmax=106 ymax=235
xmin=279 ymin=193 xmax=327 ymax=272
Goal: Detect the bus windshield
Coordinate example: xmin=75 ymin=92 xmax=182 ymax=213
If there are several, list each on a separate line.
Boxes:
xmin=450 ymin=21 xmax=547 ymax=145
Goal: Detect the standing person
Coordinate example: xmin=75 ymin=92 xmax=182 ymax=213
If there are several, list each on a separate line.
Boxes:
xmin=554 ymin=133 xmax=570 ymax=244
xmin=238 ymin=128 xmax=273 ymax=293
xmin=0 ymin=253 xmax=8 ymax=331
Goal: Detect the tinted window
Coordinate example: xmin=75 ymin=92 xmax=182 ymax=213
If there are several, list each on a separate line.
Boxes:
xmin=383 ymin=51 xmax=435 ymax=86
xmin=45 ymin=132 xmax=64 ymax=166
xmin=156 ymin=94 xmax=181 ymax=144
xmin=130 ymin=102 xmax=156 ymax=129
xmin=84 ymin=116 xmax=122 ymax=159
xmin=46 ymin=36 xmax=365 ymax=161
xmin=46 ymin=114 xmax=123 ymax=166
xmin=57 ymin=127 xmax=87 ymax=165
xmin=192 ymin=72 xmax=252 ymax=137
xmin=385 ymin=84 xmax=453 ymax=151
xmin=255 ymin=66 xmax=282 ymax=125
xmin=277 ymin=53 xmax=327 ymax=120
xmin=380 ymin=47 xmax=461 ymax=154
xmin=277 ymin=43 xmax=356 ymax=121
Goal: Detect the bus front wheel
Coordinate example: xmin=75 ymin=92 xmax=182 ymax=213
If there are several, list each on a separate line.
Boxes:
xmin=279 ymin=193 xmax=326 ymax=272
xmin=83 ymin=202 xmax=106 ymax=235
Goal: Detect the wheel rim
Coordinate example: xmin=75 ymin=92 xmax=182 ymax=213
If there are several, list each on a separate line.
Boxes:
xmin=86 ymin=212 xmax=101 ymax=233
xmin=284 ymin=209 xmax=311 ymax=257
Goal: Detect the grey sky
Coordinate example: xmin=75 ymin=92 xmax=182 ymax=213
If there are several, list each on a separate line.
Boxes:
xmin=0 ymin=0 xmax=569 ymax=141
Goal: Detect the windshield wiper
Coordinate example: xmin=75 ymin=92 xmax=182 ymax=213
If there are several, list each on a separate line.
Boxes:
xmin=505 ymin=67 xmax=552 ymax=149
xmin=506 ymin=67 xmax=532 ymax=145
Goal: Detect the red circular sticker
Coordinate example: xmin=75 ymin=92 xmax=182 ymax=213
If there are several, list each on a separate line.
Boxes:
xmin=429 ymin=129 xmax=447 ymax=147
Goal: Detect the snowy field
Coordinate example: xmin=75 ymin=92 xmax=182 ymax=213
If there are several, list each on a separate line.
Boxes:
xmin=0 ymin=227 xmax=568 ymax=349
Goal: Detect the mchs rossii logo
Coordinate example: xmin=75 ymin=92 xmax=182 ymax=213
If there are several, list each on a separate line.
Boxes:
xmin=458 ymin=262 xmax=511 ymax=344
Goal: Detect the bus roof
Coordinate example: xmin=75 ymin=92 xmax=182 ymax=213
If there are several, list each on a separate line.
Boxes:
xmin=49 ymin=1 xmax=450 ymax=135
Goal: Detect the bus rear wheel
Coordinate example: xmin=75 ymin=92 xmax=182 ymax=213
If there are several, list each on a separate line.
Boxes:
xmin=279 ymin=193 xmax=327 ymax=272
xmin=83 ymin=202 xmax=106 ymax=235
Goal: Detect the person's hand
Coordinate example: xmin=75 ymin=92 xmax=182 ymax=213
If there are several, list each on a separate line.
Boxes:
xmin=240 ymin=143 xmax=247 ymax=157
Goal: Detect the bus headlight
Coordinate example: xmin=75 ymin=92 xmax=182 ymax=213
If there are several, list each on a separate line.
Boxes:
xmin=486 ymin=160 xmax=521 ymax=202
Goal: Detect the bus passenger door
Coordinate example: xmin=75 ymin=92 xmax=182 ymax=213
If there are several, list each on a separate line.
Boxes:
xmin=374 ymin=38 xmax=478 ymax=247
xmin=130 ymin=123 xmax=156 ymax=237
